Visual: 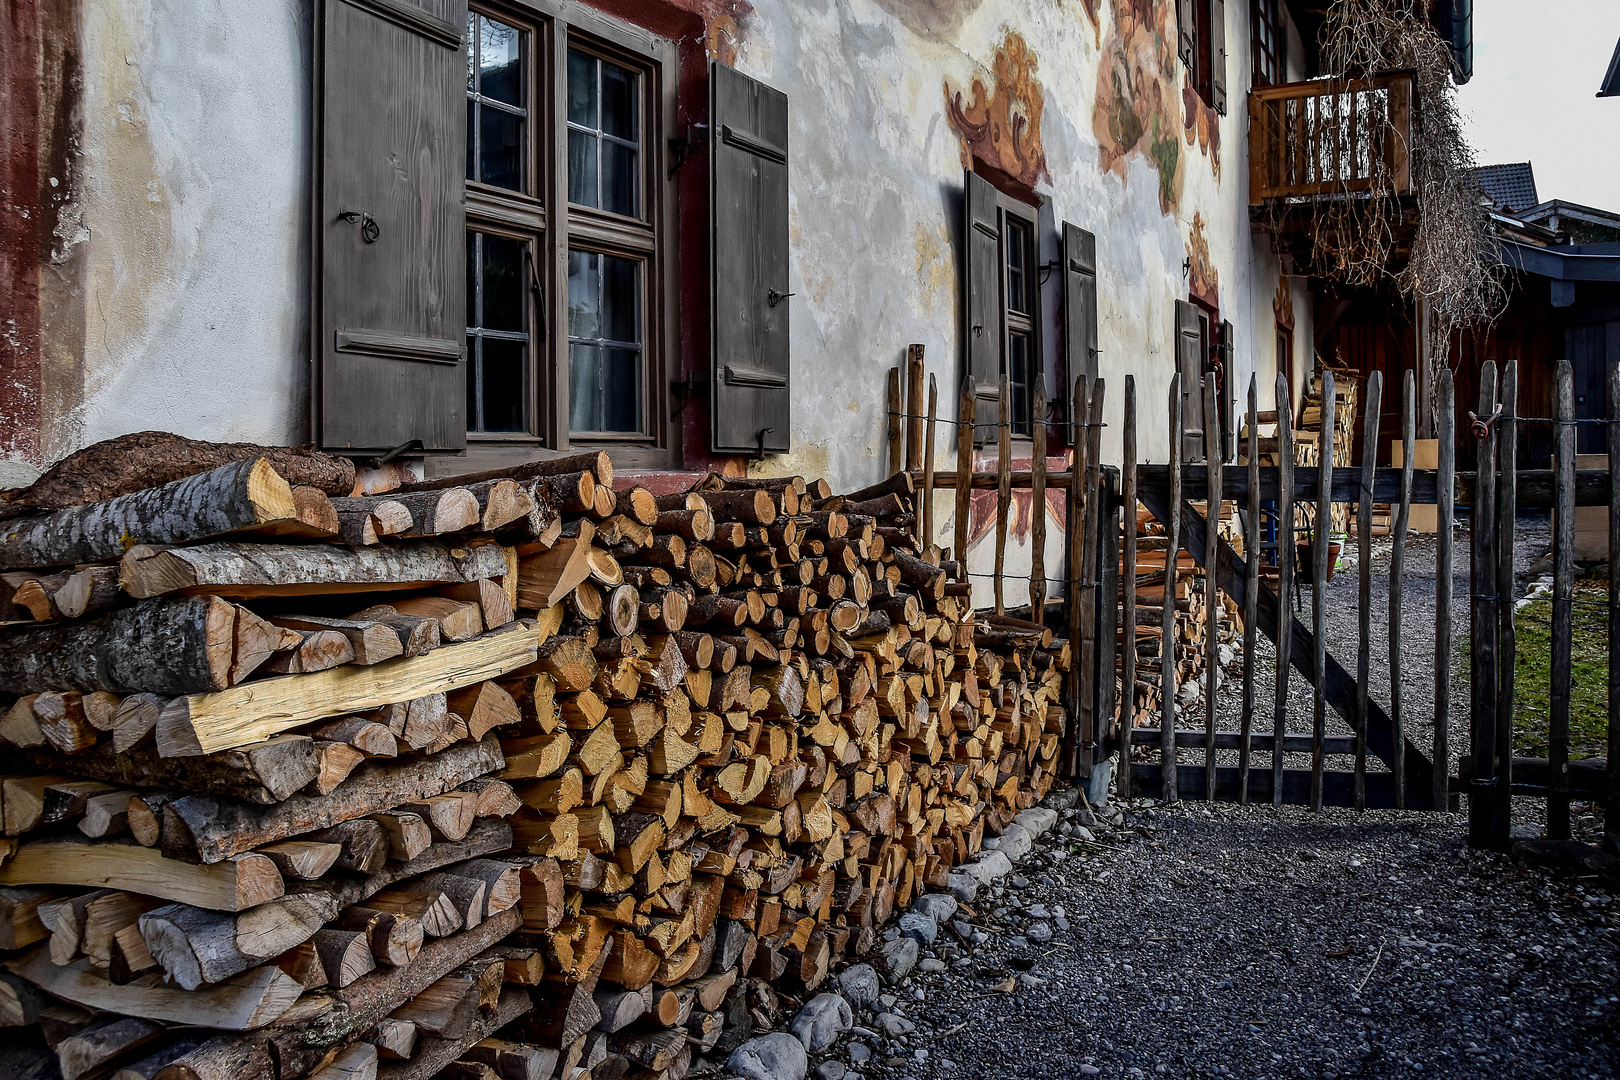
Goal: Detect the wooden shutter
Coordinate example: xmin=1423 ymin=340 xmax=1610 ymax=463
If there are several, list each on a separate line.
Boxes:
xmin=1175 ymin=300 xmax=1206 ymax=461
xmin=1176 ymin=0 xmax=1197 ymax=72
xmin=315 ymin=0 xmax=468 ymax=452
xmin=1217 ymin=319 xmax=1235 ymax=459
xmin=1209 ymin=0 xmax=1228 ymax=115
xmin=964 ymin=170 xmax=1003 ymax=440
xmin=1062 ymin=222 xmax=1098 ymax=444
xmin=710 ymin=63 xmax=791 ymax=456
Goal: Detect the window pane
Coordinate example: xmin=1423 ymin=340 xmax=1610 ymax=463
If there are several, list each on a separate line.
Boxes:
xmin=601 ymin=63 xmax=636 ymax=139
xmin=604 ymin=142 xmax=637 ymax=217
xmin=568 ymin=129 xmax=598 ymax=207
xmin=1008 ymin=332 xmax=1031 ymax=433
xmin=466 ymin=98 xmax=477 ymax=184
xmin=479 ymin=106 xmax=523 ymax=191
xmin=568 ymin=343 xmax=602 ymax=431
xmin=568 ymin=250 xmax=600 ymax=338
xmin=567 ymin=50 xmax=596 ymax=127
xmin=568 ymin=249 xmax=642 ymax=433
xmin=467 ymin=13 xmax=477 ymax=90
xmin=602 ymin=253 xmax=637 ymax=342
xmin=481 ymin=234 xmax=525 ymax=332
xmin=567 ymin=49 xmax=640 ymax=216
xmin=480 ymin=338 xmax=527 ymax=432
xmin=466 ymin=229 xmax=532 ymax=435
xmin=1006 ymin=223 xmax=1028 ymax=314
xmin=479 ymin=18 xmax=522 ymax=106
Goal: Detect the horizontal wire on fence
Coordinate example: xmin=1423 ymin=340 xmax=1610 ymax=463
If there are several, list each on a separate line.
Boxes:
xmin=884 ymin=409 xmax=1108 ymax=432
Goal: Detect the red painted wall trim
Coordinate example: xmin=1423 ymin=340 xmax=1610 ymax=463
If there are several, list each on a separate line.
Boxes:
xmin=0 ymin=0 xmax=42 ymax=461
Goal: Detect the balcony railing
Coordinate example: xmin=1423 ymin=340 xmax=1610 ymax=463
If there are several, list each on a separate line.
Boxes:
xmin=1248 ymin=72 xmax=1414 ymax=205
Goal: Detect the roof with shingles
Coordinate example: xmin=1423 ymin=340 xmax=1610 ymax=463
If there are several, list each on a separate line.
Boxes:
xmin=1475 ymin=162 xmax=1539 ymax=214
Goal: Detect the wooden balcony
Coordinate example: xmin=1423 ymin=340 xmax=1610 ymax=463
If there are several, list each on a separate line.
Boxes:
xmin=1248 ymin=72 xmax=1414 ymax=205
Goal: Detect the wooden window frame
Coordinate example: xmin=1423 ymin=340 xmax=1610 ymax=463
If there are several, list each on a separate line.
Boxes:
xmin=448 ymin=0 xmax=681 ymax=477
xmin=1251 ymin=0 xmax=1286 ymax=88
xmin=982 ymin=184 xmax=1042 ymax=442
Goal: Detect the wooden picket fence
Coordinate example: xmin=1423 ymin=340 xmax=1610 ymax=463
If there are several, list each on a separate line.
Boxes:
xmin=888 ymin=345 xmax=1620 ymax=858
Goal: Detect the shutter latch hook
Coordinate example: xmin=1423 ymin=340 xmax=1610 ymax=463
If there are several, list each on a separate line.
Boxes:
xmin=754 ymin=427 xmax=775 ymax=458
xmin=767 ymin=289 xmax=795 ymax=307
xmin=338 ymin=210 xmax=380 ymax=243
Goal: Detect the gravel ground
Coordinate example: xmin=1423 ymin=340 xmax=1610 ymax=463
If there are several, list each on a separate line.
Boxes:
xmin=789 ymin=799 xmax=1620 ymax=1080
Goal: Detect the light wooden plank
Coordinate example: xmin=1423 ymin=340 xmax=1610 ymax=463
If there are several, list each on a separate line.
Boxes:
xmin=156 ymin=624 xmax=540 ymax=757
xmin=7 ymin=946 xmax=301 ymax=1029
xmin=0 ymin=841 xmax=282 ymax=912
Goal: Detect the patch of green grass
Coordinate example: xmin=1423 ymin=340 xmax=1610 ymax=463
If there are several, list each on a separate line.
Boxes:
xmin=1512 ymin=582 xmax=1611 ymax=760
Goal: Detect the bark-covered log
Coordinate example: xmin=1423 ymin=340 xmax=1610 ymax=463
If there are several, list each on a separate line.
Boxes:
xmin=0 ymin=458 xmax=299 ymax=570
xmin=159 ymin=737 xmax=505 ymax=864
xmin=120 ymin=539 xmax=508 ymax=600
xmin=1 ymin=433 xmax=354 ymax=517
xmin=12 ymin=734 xmax=319 ymax=804
xmin=0 ymin=596 xmax=236 ymax=695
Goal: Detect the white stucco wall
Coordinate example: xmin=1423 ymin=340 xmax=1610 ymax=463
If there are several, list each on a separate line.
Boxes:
xmin=46 ymin=0 xmax=312 ymax=461
xmin=42 ymin=0 xmax=1311 ymax=594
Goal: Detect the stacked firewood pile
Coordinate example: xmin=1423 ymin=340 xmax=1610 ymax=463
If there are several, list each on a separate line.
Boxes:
xmin=0 ymin=443 xmax=1070 ymax=1080
xmin=1116 ymin=509 xmax=1214 ymax=734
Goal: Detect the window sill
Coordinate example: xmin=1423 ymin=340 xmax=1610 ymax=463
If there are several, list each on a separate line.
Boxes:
xmin=422 ymin=441 xmax=676 ymax=480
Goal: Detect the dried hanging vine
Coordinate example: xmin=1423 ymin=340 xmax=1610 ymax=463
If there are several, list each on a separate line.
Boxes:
xmin=1309 ymin=0 xmax=1507 ymax=363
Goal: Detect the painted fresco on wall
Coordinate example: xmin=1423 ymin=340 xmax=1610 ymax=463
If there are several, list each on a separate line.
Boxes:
xmin=1092 ymin=0 xmax=1219 ymax=214
xmin=1186 ymin=211 xmax=1219 ymax=310
xmin=944 ymin=30 xmax=1051 ymax=192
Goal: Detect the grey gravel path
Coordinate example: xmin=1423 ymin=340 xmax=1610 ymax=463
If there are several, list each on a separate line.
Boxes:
xmin=797 ymin=800 xmax=1620 ymax=1080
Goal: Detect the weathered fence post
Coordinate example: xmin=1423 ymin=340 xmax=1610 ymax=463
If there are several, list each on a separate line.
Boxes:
xmin=955 ymin=378 xmax=974 ymax=578
xmin=1356 ymin=370 xmax=1384 ymax=811
xmin=887 ymin=368 xmax=904 ymax=477
xmin=1119 ymin=376 xmax=1139 ymax=802
xmin=1390 ymin=370 xmax=1415 ymax=809
xmin=905 ymin=344 xmax=925 ymax=471
xmin=1241 ymin=376 xmax=1260 ymax=803
xmin=1468 ymin=361 xmax=1499 ymax=848
xmin=994 ymin=377 xmax=1012 ymax=616
xmin=1079 ymin=381 xmax=1107 ymax=781
xmin=1549 ymin=360 xmax=1573 ymax=841
xmin=1204 ymin=381 xmax=1222 ymax=801
xmin=1162 ymin=373 xmax=1183 ymax=803
xmin=1273 ymin=373 xmax=1295 ymax=805
xmin=1608 ymin=361 xmax=1620 ymax=856
xmin=1435 ymin=369 xmax=1456 ymax=813
xmin=1312 ymin=370 xmax=1335 ymax=812
xmin=1494 ymin=361 xmax=1519 ymax=847
xmin=920 ymin=375 xmax=938 ymax=548
xmin=1029 ymin=378 xmax=1048 ymax=623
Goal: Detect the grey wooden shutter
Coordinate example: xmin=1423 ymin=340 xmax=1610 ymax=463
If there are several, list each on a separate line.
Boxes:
xmin=1209 ymin=0 xmax=1228 ymax=114
xmin=1062 ymin=222 xmax=1098 ymax=444
xmin=1175 ymin=300 xmax=1206 ymax=461
xmin=1176 ymin=0 xmax=1197 ymax=72
xmin=964 ymin=170 xmax=1003 ymax=440
xmin=315 ymin=0 xmax=468 ymax=452
xmin=710 ymin=62 xmax=791 ymax=456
